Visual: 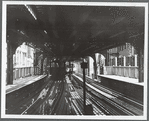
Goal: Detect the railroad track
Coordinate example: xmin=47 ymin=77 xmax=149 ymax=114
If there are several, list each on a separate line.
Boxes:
xmin=76 ymin=73 xmax=143 ymax=108
xmin=50 ymin=80 xmax=65 ymax=115
xmin=75 ymin=88 xmax=106 ymax=115
xmin=21 ymin=79 xmax=55 ymax=115
xmin=70 ymin=78 xmax=108 ymax=115
xmin=72 ymin=74 xmax=143 ymax=115
xmin=6 ymin=76 xmax=53 ymax=114
xmin=52 ymin=78 xmax=83 ymax=115
xmin=75 ymin=86 xmax=119 ymax=115
xmin=83 ymin=74 xmax=143 ymax=115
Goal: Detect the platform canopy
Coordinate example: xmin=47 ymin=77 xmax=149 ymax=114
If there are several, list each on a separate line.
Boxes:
xmin=7 ymin=4 xmax=145 ymax=59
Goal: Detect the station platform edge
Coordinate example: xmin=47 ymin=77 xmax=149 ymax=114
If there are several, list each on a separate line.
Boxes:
xmin=6 ymin=75 xmax=47 ymax=94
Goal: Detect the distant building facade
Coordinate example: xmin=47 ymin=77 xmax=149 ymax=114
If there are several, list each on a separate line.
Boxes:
xmin=102 ymin=43 xmax=138 ymax=67
xmin=73 ymin=42 xmax=139 ymax=79
xmin=13 ymin=42 xmax=34 ymax=68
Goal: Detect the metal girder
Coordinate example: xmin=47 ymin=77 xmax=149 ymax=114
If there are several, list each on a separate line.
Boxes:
xmin=7 ymin=5 xmax=145 ymax=58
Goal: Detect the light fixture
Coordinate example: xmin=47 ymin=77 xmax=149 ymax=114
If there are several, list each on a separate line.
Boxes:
xmin=44 ymin=30 xmax=47 ymax=34
xmin=25 ymin=4 xmax=37 ymax=20
xmin=20 ymin=31 xmax=25 ymax=35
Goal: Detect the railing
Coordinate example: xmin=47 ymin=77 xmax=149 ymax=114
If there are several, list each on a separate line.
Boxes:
xmin=104 ymin=66 xmax=138 ymax=79
xmin=13 ymin=67 xmax=40 ymax=80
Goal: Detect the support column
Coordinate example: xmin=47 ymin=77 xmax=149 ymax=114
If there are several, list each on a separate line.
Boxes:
xmin=88 ymin=57 xmax=90 ymax=76
xmin=43 ymin=57 xmax=47 ymax=75
xmin=92 ymin=54 xmax=97 ymax=79
xmin=105 ymin=50 xmax=109 ymax=66
xmin=72 ymin=63 xmax=73 ymax=73
xmin=7 ymin=42 xmax=14 ymax=85
xmin=135 ymin=54 xmax=137 ymax=67
xmin=46 ymin=57 xmax=49 ymax=75
xmin=123 ymin=56 xmax=126 ymax=66
xmin=115 ymin=57 xmax=117 ymax=66
xmin=138 ymin=48 xmax=144 ymax=82
xmin=133 ymin=36 xmax=144 ymax=82
xmin=40 ymin=54 xmax=45 ymax=75
xmin=69 ymin=61 xmax=71 ymax=80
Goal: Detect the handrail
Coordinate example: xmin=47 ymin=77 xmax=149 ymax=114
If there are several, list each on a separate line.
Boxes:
xmin=104 ymin=66 xmax=138 ymax=79
xmin=13 ymin=67 xmax=40 ymax=80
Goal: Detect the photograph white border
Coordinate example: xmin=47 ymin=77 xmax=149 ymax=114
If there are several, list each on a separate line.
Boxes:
xmin=1 ymin=1 xmax=148 ymax=120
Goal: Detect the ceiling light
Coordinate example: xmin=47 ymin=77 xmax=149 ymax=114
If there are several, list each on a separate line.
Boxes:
xmin=44 ymin=30 xmax=47 ymax=34
xmin=20 ymin=31 xmax=25 ymax=35
xmin=25 ymin=4 xmax=37 ymax=20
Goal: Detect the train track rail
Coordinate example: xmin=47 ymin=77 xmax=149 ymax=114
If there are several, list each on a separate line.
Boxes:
xmin=72 ymin=74 xmax=143 ymax=115
xmin=21 ymin=79 xmax=55 ymax=115
xmin=7 ymin=73 xmax=143 ymax=115
xmin=77 ymin=73 xmax=143 ymax=108
xmin=6 ymin=76 xmax=53 ymax=114
xmin=50 ymin=80 xmax=65 ymax=115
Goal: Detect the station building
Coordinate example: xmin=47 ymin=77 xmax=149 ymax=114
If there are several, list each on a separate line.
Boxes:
xmin=12 ymin=43 xmax=35 ymax=81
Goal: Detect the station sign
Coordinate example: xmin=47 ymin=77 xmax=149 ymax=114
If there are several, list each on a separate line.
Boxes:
xmin=81 ymin=62 xmax=88 ymax=69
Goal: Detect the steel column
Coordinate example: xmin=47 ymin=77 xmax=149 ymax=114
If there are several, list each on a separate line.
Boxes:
xmin=92 ymin=54 xmax=97 ymax=79
xmin=138 ymin=48 xmax=144 ymax=82
xmin=7 ymin=42 xmax=14 ymax=84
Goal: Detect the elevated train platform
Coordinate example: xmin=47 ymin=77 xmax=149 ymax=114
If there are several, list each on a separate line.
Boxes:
xmin=75 ymin=73 xmax=143 ymax=102
xmin=72 ymin=74 xmax=143 ymax=115
xmin=6 ymin=75 xmax=47 ymax=94
xmin=97 ymin=74 xmax=143 ymax=103
xmin=5 ymin=69 xmax=143 ymax=116
xmin=74 ymin=73 xmax=143 ymax=104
